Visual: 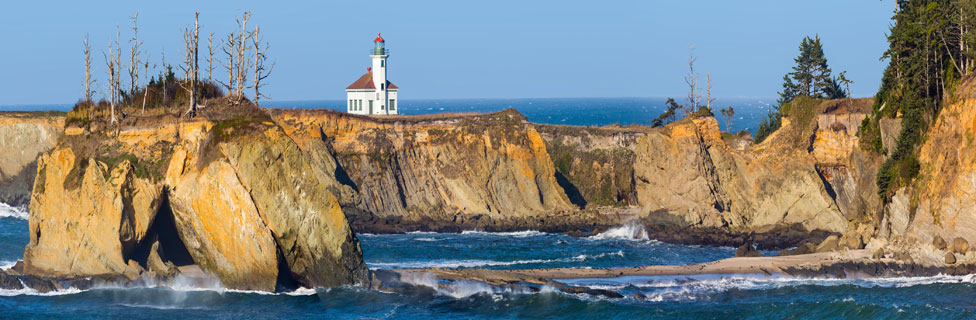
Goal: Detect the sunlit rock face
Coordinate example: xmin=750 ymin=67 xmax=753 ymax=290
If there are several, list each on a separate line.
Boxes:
xmin=0 ymin=113 xmax=63 ymax=207
xmin=22 ymin=105 xmax=369 ymax=291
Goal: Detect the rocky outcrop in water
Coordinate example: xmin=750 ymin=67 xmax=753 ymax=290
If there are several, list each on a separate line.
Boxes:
xmin=22 ymin=105 xmax=369 ymax=291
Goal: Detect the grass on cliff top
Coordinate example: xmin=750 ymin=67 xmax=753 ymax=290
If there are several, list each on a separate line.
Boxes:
xmin=65 ymin=78 xmax=225 ymax=132
xmin=196 ymin=104 xmax=275 ymax=171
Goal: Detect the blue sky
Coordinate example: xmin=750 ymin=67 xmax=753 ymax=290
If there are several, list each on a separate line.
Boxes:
xmin=0 ymin=0 xmax=894 ymax=105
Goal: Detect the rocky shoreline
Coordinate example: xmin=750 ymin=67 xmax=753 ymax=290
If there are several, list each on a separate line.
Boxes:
xmin=2 ymin=91 xmax=976 ymax=293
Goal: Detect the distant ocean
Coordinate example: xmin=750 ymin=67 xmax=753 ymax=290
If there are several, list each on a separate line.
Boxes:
xmin=0 ymin=98 xmax=775 ymax=135
xmin=265 ymin=97 xmax=775 ymax=135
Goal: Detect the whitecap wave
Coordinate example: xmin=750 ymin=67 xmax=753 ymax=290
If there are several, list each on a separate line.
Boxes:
xmin=368 ymin=251 xmax=625 ymax=269
xmin=0 ymin=202 xmax=28 ymax=220
xmin=0 ymin=282 xmax=83 ymax=297
xmin=400 ymin=272 xmax=529 ymax=299
xmin=1 ymin=260 xmax=18 ymax=270
xmin=368 ymin=258 xmax=558 ymax=269
xmin=459 ymin=230 xmax=546 ymax=237
xmin=588 ymin=222 xmax=650 ymax=241
xmin=564 ymin=273 xmax=976 ymax=302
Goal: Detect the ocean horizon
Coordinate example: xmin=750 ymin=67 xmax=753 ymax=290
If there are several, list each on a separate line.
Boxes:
xmin=0 ymin=97 xmax=775 ymax=135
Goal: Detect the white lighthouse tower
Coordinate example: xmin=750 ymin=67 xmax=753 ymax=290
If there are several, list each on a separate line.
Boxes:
xmin=346 ymin=33 xmax=399 ymax=115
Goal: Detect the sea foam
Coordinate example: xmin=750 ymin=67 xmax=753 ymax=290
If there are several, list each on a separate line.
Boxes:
xmin=588 ymin=221 xmax=650 ymax=241
xmin=0 ymin=202 xmax=28 ymax=220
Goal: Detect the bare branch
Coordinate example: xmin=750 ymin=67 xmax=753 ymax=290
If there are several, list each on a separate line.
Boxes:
xmin=251 ymin=25 xmax=275 ymax=104
xmin=128 ymin=13 xmax=142 ymax=94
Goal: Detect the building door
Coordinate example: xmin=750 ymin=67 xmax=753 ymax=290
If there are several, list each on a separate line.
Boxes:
xmin=369 ymin=100 xmax=373 ymax=114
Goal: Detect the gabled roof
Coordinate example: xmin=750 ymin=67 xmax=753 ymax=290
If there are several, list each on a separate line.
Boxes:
xmin=345 ymin=72 xmax=398 ymax=90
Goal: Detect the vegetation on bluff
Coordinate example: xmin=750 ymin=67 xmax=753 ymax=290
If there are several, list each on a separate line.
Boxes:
xmin=859 ymin=0 xmax=976 ymax=201
xmin=756 ymin=35 xmax=848 ymax=144
xmin=69 ymin=10 xmax=275 ymax=132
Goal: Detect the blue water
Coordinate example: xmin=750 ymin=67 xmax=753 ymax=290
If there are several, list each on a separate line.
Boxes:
xmin=0 ymin=98 xmax=773 ymax=135
xmin=264 ymin=98 xmax=773 ymax=135
xmin=2 ymin=211 xmax=976 ymax=319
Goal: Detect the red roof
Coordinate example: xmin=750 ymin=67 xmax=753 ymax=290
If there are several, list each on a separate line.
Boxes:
xmin=346 ymin=72 xmax=398 ymax=90
xmin=374 ymin=32 xmax=384 ymax=42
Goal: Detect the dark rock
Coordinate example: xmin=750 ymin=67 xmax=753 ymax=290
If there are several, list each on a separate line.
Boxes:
xmin=791 ymin=242 xmax=816 ymax=255
xmin=946 ymin=252 xmax=957 ymax=265
xmin=778 ymin=249 xmax=791 ymax=256
xmin=815 ymin=235 xmax=840 ymax=253
xmin=735 ymin=243 xmax=763 ymax=257
xmin=894 ymin=251 xmax=913 ymax=263
xmin=933 ymin=236 xmax=948 ymax=250
xmin=953 ymin=237 xmax=970 ymax=254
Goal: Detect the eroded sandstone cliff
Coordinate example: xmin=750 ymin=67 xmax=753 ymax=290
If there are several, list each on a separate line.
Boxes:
xmin=882 ymin=83 xmax=976 ymax=256
xmin=270 ymin=109 xmax=609 ymax=233
xmin=23 ymin=105 xmax=369 ymax=291
xmin=0 ymin=112 xmax=64 ymax=207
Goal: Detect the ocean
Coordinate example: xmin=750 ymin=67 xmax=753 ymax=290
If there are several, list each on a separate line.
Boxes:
xmin=0 ymin=97 xmax=776 ymax=135
xmin=5 ymin=98 xmax=973 ymax=319
xmin=263 ymin=97 xmax=775 ymax=135
xmin=2 ymin=212 xmax=976 ymax=319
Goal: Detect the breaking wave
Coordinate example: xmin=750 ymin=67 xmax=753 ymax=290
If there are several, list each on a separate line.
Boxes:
xmin=460 ymin=230 xmax=547 ymax=237
xmin=588 ymin=221 xmax=650 ymax=241
xmin=367 ymin=251 xmax=625 ymax=269
xmin=0 ymin=202 xmax=28 ymax=220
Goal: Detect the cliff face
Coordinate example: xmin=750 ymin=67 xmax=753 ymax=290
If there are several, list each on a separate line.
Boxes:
xmin=534 ymin=99 xmax=878 ymax=248
xmin=635 ymin=117 xmax=847 ymax=234
xmin=23 ymin=106 xmax=369 ymax=291
xmin=882 ymin=91 xmax=976 ymax=247
xmin=0 ymin=112 xmax=64 ymax=207
xmin=271 ymin=109 xmax=595 ymax=233
xmin=536 ymin=125 xmax=643 ymax=208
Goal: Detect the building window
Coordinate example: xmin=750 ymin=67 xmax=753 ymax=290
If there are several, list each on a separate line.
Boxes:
xmin=381 ymin=60 xmax=385 ymax=67
xmin=390 ymin=99 xmax=396 ymax=110
xmin=381 ymin=83 xmax=384 ymax=90
xmin=369 ymin=100 xmax=373 ymax=112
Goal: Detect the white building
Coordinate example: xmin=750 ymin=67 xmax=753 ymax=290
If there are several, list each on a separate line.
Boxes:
xmin=346 ymin=33 xmax=399 ymax=115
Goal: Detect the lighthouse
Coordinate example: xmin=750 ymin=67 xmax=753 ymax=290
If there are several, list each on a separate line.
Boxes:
xmin=346 ymin=33 xmax=399 ymax=115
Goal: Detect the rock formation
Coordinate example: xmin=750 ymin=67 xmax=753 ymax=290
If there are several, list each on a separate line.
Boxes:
xmin=270 ymin=109 xmax=602 ymax=233
xmin=881 ymin=89 xmax=976 ymax=258
xmin=21 ymin=105 xmax=369 ymax=291
xmin=0 ymin=112 xmax=63 ymax=207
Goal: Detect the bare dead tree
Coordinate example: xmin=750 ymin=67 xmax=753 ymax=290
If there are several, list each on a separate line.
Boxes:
xmin=250 ymin=26 xmax=275 ymax=105
xmin=180 ymin=26 xmax=192 ymax=80
xmin=103 ymin=26 xmax=122 ymax=124
xmin=206 ymin=32 xmax=215 ymax=82
xmin=128 ymin=13 xmax=142 ymax=94
xmin=179 ymin=12 xmax=201 ymax=116
xmin=83 ymin=33 xmax=97 ymax=121
xmin=684 ymin=44 xmax=699 ymax=115
xmin=234 ymin=11 xmax=254 ymax=101
xmin=160 ymin=48 xmax=169 ymax=106
xmin=83 ymin=33 xmax=95 ymax=103
xmin=142 ymin=51 xmax=154 ymax=114
xmin=705 ymin=73 xmax=715 ymax=112
xmin=218 ymin=32 xmax=236 ymax=95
